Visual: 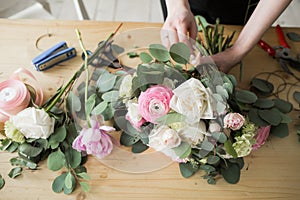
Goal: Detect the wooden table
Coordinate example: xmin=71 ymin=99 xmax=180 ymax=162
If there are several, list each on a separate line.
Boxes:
xmin=0 ymin=19 xmax=300 ymax=200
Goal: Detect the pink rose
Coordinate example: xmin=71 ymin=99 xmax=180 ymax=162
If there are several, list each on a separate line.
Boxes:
xmin=138 ymin=85 xmax=173 ymax=123
xmin=223 ymin=113 xmax=245 ymax=130
xmin=72 ymin=116 xmax=115 ymax=159
xmin=252 ymin=125 xmax=271 ymax=150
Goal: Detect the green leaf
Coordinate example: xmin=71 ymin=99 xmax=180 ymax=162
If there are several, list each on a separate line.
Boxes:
xmin=248 ymin=108 xmax=269 ymax=127
xmin=132 ymin=140 xmax=149 ymax=153
xmin=258 ymin=110 xmax=282 ymax=126
xmin=201 ymin=140 xmax=214 ymax=152
xmin=8 ymin=167 xmax=22 ymax=178
xmin=200 ymin=164 xmax=216 ymax=173
xmin=221 ymin=162 xmax=241 ymax=184
xmin=139 ymin=52 xmax=153 ymax=63
xmin=293 ymin=91 xmax=300 ymax=104
xmin=0 ymin=174 xmax=5 ymax=190
xmin=224 ymin=140 xmax=237 ymax=158
xmin=6 ymin=142 xmax=19 ymax=153
xmin=207 ymin=155 xmax=220 ymax=165
xmin=287 ymin=32 xmax=300 ymax=42
xmin=155 ymin=112 xmax=185 ymax=125
xmin=64 ymin=172 xmax=75 ymax=190
xmin=179 ymin=162 xmax=197 ymax=178
xmin=65 ymin=148 xmax=82 ymax=169
xmin=127 ymin=51 xmax=138 ymax=58
xmin=120 ymin=133 xmax=139 ymax=146
xmin=251 ymin=78 xmax=274 ymax=94
xmin=273 ymin=99 xmax=293 ymax=113
xmin=149 ymin=44 xmax=170 ymax=62
xmin=235 ymin=90 xmax=257 ymax=104
xmin=67 ymin=91 xmax=81 ymax=112
xmin=253 ymin=98 xmax=275 ymax=109
xmin=169 ymin=42 xmax=191 ymax=64
xmin=173 ymin=142 xmax=191 ymax=159
xmin=48 ymin=126 xmax=67 ymax=149
xmin=0 ymin=138 xmax=12 ymax=151
xmin=97 ymin=71 xmax=117 ymax=92
xmin=77 ymin=172 xmax=90 ymax=181
xmin=47 ymin=149 xmax=66 ymax=171
xmin=18 ymin=143 xmax=43 ymax=158
xmin=270 ymin=123 xmax=289 ymax=138
xmin=80 ymin=182 xmax=90 ymax=193
xmin=102 ymin=90 xmax=119 ymax=102
xmin=85 ymin=94 xmax=96 ymax=116
xmin=52 ymin=172 xmax=67 ymax=193
xmin=92 ymin=101 xmax=108 ymax=115
xmin=211 ymin=132 xmax=227 ymax=143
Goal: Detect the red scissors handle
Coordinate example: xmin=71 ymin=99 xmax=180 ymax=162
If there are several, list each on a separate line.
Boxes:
xmin=276 ymin=24 xmax=290 ymax=49
xmin=258 ymin=39 xmax=276 ymax=57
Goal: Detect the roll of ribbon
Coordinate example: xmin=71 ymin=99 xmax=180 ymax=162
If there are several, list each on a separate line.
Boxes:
xmin=0 ymin=68 xmax=44 ymax=123
xmin=0 ymin=79 xmax=30 ymax=122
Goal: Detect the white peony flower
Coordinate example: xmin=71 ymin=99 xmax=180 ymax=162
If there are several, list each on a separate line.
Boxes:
xmin=119 ymin=74 xmax=133 ymax=102
xmin=170 ymin=78 xmax=214 ymax=124
xmin=125 ymin=98 xmax=145 ymax=130
xmin=148 ymin=125 xmax=181 ymax=151
xmin=10 ymin=107 xmax=55 ymax=139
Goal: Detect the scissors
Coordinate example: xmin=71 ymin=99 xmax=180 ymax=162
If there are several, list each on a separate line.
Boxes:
xmin=258 ymin=25 xmax=300 ymax=78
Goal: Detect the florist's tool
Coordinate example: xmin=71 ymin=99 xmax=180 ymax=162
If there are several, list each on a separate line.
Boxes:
xmin=32 ymin=41 xmax=77 ymax=71
xmin=258 ymin=25 xmax=300 ymax=76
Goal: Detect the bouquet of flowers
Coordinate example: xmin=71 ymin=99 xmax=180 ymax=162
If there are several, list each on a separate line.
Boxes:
xmin=69 ymin=27 xmax=292 ymax=184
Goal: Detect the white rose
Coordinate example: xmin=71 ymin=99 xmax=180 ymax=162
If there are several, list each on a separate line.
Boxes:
xmin=125 ymin=98 xmax=145 ymax=130
xmin=10 ymin=107 xmax=55 ymax=139
xmin=148 ymin=125 xmax=181 ymax=151
xmin=170 ymin=78 xmax=214 ymax=124
xmin=119 ymin=74 xmax=133 ymax=102
xmin=178 ymin=121 xmax=207 ymax=146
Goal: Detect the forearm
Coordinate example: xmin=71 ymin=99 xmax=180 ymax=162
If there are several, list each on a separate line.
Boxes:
xmin=232 ymin=0 xmax=292 ymax=58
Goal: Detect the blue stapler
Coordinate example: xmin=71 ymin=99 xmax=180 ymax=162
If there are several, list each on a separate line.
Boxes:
xmin=32 ymin=41 xmax=77 ymax=71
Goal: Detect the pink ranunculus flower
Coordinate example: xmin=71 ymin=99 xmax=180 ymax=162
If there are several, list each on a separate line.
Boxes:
xmin=138 ymin=85 xmax=173 ymax=124
xmin=252 ymin=125 xmax=271 ymax=150
xmin=72 ymin=116 xmax=115 ymax=159
xmin=223 ymin=112 xmax=245 ymax=131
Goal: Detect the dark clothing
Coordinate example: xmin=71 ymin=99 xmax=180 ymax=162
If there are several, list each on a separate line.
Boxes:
xmin=160 ymin=0 xmax=259 ymax=25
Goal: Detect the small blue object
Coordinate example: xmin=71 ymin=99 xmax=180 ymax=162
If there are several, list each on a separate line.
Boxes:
xmin=32 ymin=41 xmax=77 ymax=71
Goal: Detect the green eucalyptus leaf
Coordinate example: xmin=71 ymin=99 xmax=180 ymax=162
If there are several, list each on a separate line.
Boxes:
xmin=227 ymin=74 xmax=237 ymax=88
xmin=253 ymin=98 xmax=275 ymax=109
xmin=80 ymin=182 xmax=90 ymax=193
xmin=179 ymin=162 xmax=197 ymax=178
xmin=216 ymin=85 xmax=229 ymax=99
xmin=221 ymin=162 xmax=241 ymax=184
xmin=169 ymin=42 xmax=191 ymax=64
xmin=0 ymin=174 xmax=5 ymax=190
xmin=47 ymin=149 xmax=66 ymax=171
xmin=64 ymin=172 xmax=75 ymax=190
xmin=149 ymin=44 xmax=170 ymax=62
xmin=131 ymin=140 xmax=149 ymax=153
xmin=77 ymin=172 xmax=90 ymax=181
xmin=6 ymin=142 xmax=19 ymax=153
xmin=18 ymin=143 xmax=43 ymax=158
xmin=97 ymin=71 xmax=117 ymax=92
xmin=67 ymin=91 xmax=81 ymax=112
xmin=270 ymin=123 xmax=289 ymax=138
xmin=102 ymin=90 xmax=119 ymax=102
xmin=212 ymin=132 xmax=227 ymax=143
xmin=207 ymin=155 xmax=220 ymax=165
xmin=173 ymin=142 xmax=191 ymax=159
xmin=293 ymin=91 xmax=300 ymax=104
xmin=248 ymin=108 xmax=269 ymax=127
xmin=52 ymin=172 xmax=67 ymax=193
xmin=273 ymin=98 xmax=293 ymax=113
xmin=287 ymin=32 xmax=300 ymax=42
xmin=139 ymin=52 xmax=153 ymax=63
xmin=49 ymin=126 xmax=67 ymax=149
xmin=127 ymin=52 xmax=138 ymax=58
xmin=8 ymin=167 xmax=22 ymax=178
xmin=271 ymin=108 xmax=292 ymax=124
xmin=258 ymin=110 xmax=281 ymax=126
xmin=85 ymin=94 xmax=96 ymax=116
xmin=200 ymin=164 xmax=216 ymax=173
xmin=65 ymin=148 xmax=82 ymax=169
xmin=155 ymin=112 xmax=185 ymax=125
xmin=92 ymin=101 xmax=108 ymax=115
xmin=120 ymin=133 xmax=139 ymax=146
xmin=201 ymin=140 xmax=214 ymax=152
xmin=251 ymin=78 xmax=274 ymax=94
xmin=0 ymin=138 xmax=12 ymax=151
xmin=235 ymin=90 xmax=257 ymax=104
